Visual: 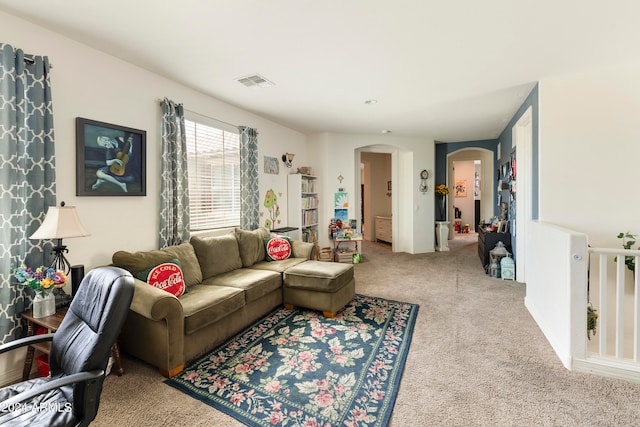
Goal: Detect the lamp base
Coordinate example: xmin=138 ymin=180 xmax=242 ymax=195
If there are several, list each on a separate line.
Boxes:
xmin=49 ymin=240 xmax=71 ymax=274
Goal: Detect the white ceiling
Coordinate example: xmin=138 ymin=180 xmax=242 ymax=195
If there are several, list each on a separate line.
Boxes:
xmin=1 ymin=1 xmax=638 ymax=142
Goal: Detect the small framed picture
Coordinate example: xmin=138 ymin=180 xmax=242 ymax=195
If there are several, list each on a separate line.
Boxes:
xmin=76 ymin=118 xmax=146 ymax=196
xmin=263 ymin=156 xmax=279 ymax=174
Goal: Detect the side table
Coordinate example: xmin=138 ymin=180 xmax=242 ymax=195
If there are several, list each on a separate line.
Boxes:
xmin=332 ymin=236 xmax=363 ymax=262
xmin=21 ymin=306 xmax=124 ymax=380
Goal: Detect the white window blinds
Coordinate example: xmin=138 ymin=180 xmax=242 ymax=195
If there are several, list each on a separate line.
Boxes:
xmin=185 ymin=119 xmax=240 ymax=231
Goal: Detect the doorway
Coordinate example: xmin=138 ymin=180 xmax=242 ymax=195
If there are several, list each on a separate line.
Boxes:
xmin=360 ymin=152 xmax=392 ymax=248
xmin=447 ymin=149 xmax=494 ymax=241
xmin=451 ymin=159 xmax=480 ymax=236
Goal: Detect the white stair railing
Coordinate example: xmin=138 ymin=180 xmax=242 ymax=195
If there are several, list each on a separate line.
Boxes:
xmin=587 ymin=248 xmax=640 ymax=362
xmin=572 ymin=247 xmax=640 ymax=382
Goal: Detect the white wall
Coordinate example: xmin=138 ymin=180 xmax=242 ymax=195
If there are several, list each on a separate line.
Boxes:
xmin=525 ymin=221 xmax=588 ymax=369
xmin=0 ymin=10 xmax=306 ymax=270
xmin=538 ymin=60 xmax=640 ymax=247
xmin=308 ymin=133 xmax=435 ymax=253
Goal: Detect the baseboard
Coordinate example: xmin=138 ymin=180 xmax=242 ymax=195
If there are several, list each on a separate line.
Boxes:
xmin=572 ymin=357 xmax=640 ymax=384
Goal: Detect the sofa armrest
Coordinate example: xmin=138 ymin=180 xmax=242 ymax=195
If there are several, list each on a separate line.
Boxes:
xmin=130 ymin=278 xmax=183 ymax=321
xmin=291 ymin=240 xmax=316 ymax=260
xmin=120 ymin=278 xmax=185 ymax=375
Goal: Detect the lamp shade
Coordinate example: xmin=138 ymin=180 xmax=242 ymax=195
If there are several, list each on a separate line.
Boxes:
xmin=29 ymin=205 xmax=90 ymax=240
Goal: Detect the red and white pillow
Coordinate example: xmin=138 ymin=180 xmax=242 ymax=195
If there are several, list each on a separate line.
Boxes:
xmin=135 ymin=259 xmax=186 ymax=297
xmin=264 ymin=236 xmax=292 ymax=262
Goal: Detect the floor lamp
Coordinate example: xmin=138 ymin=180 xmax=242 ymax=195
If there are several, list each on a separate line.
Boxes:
xmin=29 ymin=202 xmax=90 ymax=305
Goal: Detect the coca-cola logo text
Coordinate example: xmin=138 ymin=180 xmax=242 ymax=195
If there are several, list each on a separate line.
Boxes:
xmin=147 ymin=263 xmax=185 ymax=297
xmin=266 ymin=237 xmax=291 ymax=261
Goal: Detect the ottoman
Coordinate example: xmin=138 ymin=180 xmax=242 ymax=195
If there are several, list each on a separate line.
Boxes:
xmin=283 ymin=261 xmax=355 ymax=318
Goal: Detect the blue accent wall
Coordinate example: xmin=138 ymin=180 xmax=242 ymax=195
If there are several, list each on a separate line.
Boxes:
xmin=496 ymin=84 xmax=539 ymax=220
xmin=494 ymin=84 xmax=539 ymax=262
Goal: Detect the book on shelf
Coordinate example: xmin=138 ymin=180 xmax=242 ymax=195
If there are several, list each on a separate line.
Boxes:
xmin=302 ymin=196 xmax=318 ymax=209
xmin=302 ymin=209 xmax=318 ymax=226
xmin=301 ymin=179 xmax=316 ymax=193
xmin=302 ymin=228 xmax=318 ymax=243
xmin=318 ymin=247 xmax=333 ymax=262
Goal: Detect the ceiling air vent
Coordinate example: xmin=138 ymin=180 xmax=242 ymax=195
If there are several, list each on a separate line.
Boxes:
xmin=236 ymin=74 xmax=275 ymax=88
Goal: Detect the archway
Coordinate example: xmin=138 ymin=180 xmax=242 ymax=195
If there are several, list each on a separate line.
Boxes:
xmin=446 ymin=148 xmax=494 ymax=239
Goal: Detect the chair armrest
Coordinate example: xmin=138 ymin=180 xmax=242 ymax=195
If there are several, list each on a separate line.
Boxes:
xmin=0 ymin=370 xmax=104 ymax=409
xmin=129 ymin=278 xmax=183 ymax=321
xmin=0 ymin=333 xmax=54 ymax=355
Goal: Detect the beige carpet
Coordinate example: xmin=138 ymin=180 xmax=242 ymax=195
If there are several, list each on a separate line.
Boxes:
xmin=94 ymin=234 xmax=640 ymax=426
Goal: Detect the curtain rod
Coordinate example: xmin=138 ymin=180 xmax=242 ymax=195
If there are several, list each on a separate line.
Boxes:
xmin=184 ymin=108 xmax=238 ymax=129
xmin=157 ymin=99 xmax=238 ymax=129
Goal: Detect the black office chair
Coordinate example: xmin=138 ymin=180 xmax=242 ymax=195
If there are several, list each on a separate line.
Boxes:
xmin=0 ymin=266 xmax=134 ymax=426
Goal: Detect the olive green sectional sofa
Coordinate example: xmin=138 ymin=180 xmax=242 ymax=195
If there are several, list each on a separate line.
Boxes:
xmin=111 ymin=227 xmax=315 ymax=378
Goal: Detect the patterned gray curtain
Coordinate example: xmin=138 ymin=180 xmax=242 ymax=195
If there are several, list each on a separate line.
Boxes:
xmin=238 ymin=126 xmax=259 ymax=230
xmin=0 ymin=43 xmax=56 ymax=343
xmin=160 ymin=98 xmax=190 ymax=248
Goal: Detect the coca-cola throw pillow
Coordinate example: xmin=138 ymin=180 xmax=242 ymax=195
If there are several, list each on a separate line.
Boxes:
xmin=135 ymin=259 xmax=186 ymax=297
xmin=264 ymin=236 xmax=292 ymax=262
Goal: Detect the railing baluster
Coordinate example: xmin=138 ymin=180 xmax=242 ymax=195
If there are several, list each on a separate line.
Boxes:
xmin=616 ymin=253 xmax=625 ymax=358
xmin=635 ymin=256 xmax=640 ymax=362
xmin=599 ymin=254 xmax=607 ymax=357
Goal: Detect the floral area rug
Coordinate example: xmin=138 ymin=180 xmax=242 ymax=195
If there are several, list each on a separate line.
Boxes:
xmin=165 ymin=294 xmax=419 ymax=427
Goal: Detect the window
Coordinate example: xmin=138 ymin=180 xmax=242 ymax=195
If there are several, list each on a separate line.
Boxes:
xmin=185 ymin=118 xmax=240 ymax=231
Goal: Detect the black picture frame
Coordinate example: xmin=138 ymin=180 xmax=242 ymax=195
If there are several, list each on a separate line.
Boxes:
xmin=76 ymin=117 xmax=146 ymax=196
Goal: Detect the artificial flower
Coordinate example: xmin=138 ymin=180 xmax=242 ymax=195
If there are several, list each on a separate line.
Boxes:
xmin=12 ymin=264 xmax=67 ymax=297
xmin=435 ymin=184 xmax=450 ymax=196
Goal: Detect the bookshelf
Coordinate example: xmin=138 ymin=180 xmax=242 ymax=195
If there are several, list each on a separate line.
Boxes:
xmin=287 ymin=174 xmax=319 ymax=244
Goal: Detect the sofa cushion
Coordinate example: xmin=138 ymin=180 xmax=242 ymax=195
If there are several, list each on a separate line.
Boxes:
xmin=201 ymin=268 xmax=281 ymax=304
xmin=249 ymin=257 xmax=309 ymax=274
xmin=180 ymin=285 xmax=245 ymax=335
xmin=264 ymin=236 xmax=292 ymax=261
xmin=191 ymin=233 xmax=242 ymax=279
xmin=283 ymin=260 xmax=354 ymax=293
xmin=112 ymin=242 xmax=202 ymax=287
xmin=235 ymin=227 xmax=269 ymax=267
xmin=291 ymin=240 xmax=315 ymax=259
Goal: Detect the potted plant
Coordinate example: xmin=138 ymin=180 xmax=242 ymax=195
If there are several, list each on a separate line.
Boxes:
xmin=13 ymin=265 xmax=67 ymax=318
xmin=587 ymin=303 xmax=598 ymax=340
xmin=617 ymin=231 xmax=638 ymax=271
